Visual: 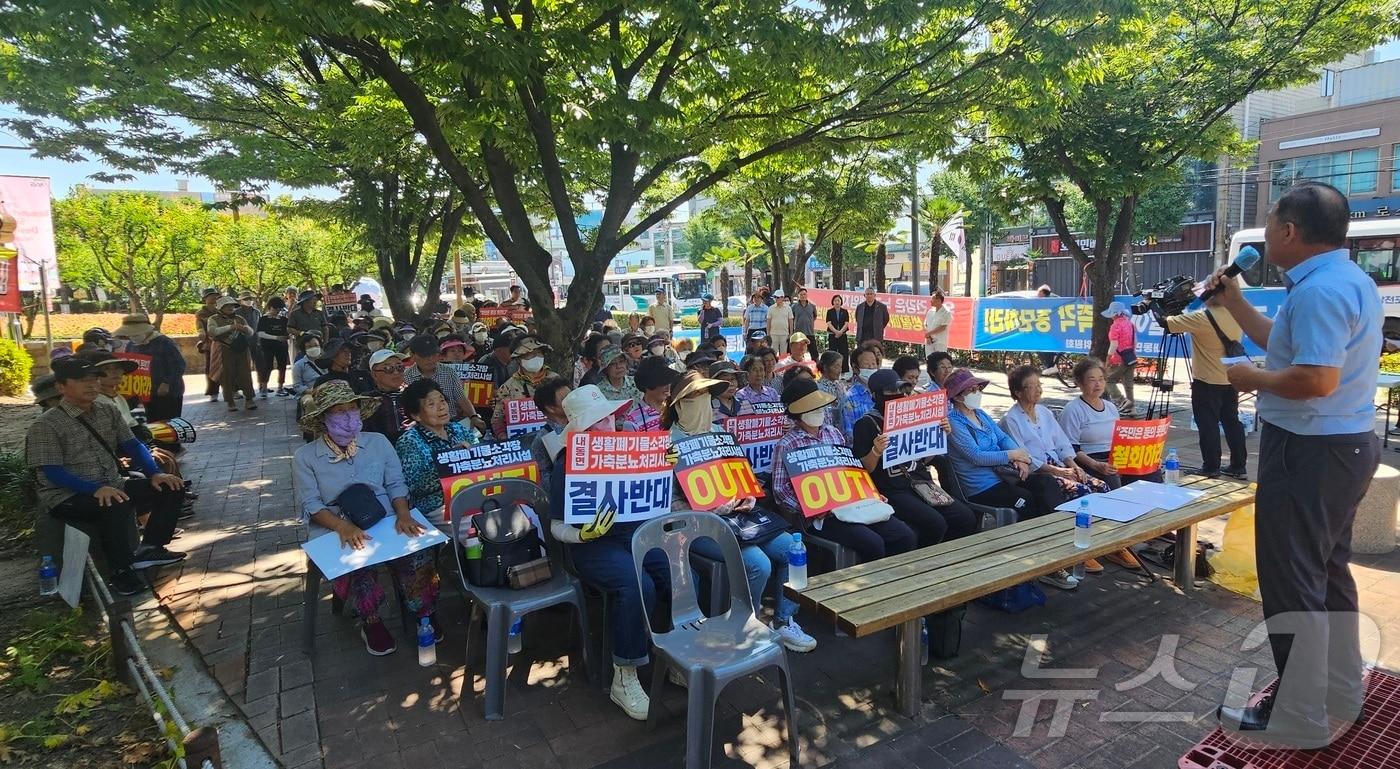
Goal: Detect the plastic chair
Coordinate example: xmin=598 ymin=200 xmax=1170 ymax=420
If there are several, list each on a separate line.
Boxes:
xmin=632 ymin=513 xmax=799 ymax=769
xmin=450 ymin=479 xmax=594 ymax=720
xmin=302 ymin=552 xmax=415 ymax=655
xmin=930 ymin=454 xmax=1017 ymax=530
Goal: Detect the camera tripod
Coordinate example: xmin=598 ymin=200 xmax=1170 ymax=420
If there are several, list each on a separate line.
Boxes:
xmin=1142 ymin=331 xmax=1191 ymax=421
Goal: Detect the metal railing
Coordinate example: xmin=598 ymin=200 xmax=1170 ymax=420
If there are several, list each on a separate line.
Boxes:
xmin=86 ymin=556 xmax=223 ymax=769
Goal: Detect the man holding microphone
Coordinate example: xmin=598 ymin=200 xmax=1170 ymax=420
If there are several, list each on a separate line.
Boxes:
xmin=1207 ymin=182 xmax=1380 ymax=746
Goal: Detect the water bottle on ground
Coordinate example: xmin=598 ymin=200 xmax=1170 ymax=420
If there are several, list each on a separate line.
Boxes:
xmin=417 ymin=617 xmax=436 ymax=667
xmin=787 ymin=533 xmax=808 ymax=590
xmin=1164 ymin=448 xmax=1181 ymax=485
xmin=1074 ymin=498 xmax=1092 ymax=549
xmin=507 ymin=619 xmax=523 ymax=654
xmin=38 ymin=555 xmax=58 ymax=597
xmin=920 ymin=618 xmax=929 ymax=666
xmin=464 ymin=526 xmax=482 ymax=560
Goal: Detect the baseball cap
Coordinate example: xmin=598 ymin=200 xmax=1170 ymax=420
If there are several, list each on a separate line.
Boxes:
xmin=369 ymin=349 xmax=408 ymax=369
xmin=51 ymin=357 xmax=101 ymax=382
xmin=868 ymin=369 xmax=903 ymax=394
xmin=408 ymin=334 xmax=442 ymax=357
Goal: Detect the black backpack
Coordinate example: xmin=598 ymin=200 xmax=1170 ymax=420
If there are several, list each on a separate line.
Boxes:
xmin=464 ymin=500 xmax=547 ymax=588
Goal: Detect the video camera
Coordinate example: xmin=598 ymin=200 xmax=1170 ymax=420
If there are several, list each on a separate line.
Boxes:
xmin=1131 ymin=275 xmax=1196 ymax=320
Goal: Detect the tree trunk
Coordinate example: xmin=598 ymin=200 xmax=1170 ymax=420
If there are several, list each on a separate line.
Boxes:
xmin=744 ymin=260 xmax=753 ymax=298
xmin=874 ymin=242 xmax=887 ymax=291
xmin=929 ymin=230 xmax=941 ymax=292
xmin=719 ymin=266 xmax=730 ymax=320
xmin=830 ymin=241 xmax=844 ymax=290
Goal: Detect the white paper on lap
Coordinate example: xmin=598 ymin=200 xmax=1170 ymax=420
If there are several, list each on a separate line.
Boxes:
xmin=301 ymin=510 xmax=448 ymax=581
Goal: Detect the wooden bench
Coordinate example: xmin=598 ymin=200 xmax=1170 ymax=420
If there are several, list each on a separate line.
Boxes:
xmin=784 ymin=476 xmax=1257 ymax=716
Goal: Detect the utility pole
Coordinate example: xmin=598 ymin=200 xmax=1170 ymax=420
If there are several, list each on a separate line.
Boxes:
xmin=909 ymin=162 xmax=920 ymax=296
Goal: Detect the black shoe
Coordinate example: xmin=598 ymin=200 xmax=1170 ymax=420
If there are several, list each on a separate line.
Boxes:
xmin=131 ymin=546 xmax=187 ymax=569
xmin=1217 ymin=693 xmax=1332 ymax=747
xmin=1188 ymin=467 xmax=1222 ymax=478
xmin=178 ymin=506 xmax=195 ymax=521
xmin=110 ymin=569 xmax=147 ymax=596
xmin=1221 ymin=467 xmax=1248 ymax=480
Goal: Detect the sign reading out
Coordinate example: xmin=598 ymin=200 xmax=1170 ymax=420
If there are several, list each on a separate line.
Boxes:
xmin=434 ymin=438 xmax=538 ymax=521
xmin=781 ymin=444 xmax=880 ymax=518
xmin=563 ymin=431 xmax=672 ymax=524
xmin=671 ymin=432 xmax=765 ymax=511
xmin=455 ymin=362 xmax=496 ymax=409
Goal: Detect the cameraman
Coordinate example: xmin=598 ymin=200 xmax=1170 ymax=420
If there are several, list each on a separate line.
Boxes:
xmin=1158 ymin=295 xmax=1248 ymax=479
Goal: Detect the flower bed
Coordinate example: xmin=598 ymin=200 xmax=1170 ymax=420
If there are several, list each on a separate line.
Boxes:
xmin=23 ymin=313 xmax=199 ymax=341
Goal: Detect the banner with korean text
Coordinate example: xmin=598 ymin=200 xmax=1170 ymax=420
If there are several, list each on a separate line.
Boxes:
xmin=434 ymin=438 xmax=539 ymax=521
xmin=322 ymin=291 xmax=359 ymax=316
xmin=563 ymin=432 xmax=673 ymax=524
xmin=672 ymin=432 xmax=765 ymax=511
xmin=1108 ymin=418 xmax=1172 ymax=475
xmin=782 ymin=444 xmax=880 ymax=518
xmin=722 ymin=413 xmax=787 ymax=475
xmin=115 ymin=352 xmax=153 ymax=404
xmin=881 ymin=390 xmax=947 ymax=465
xmin=806 ymin=289 xmax=974 ymax=349
xmin=479 ymin=306 xmax=533 ymax=324
xmin=455 ymin=362 xmax=496 ymax=409
xmin=502 ymin=397 xmax=548 ymax=437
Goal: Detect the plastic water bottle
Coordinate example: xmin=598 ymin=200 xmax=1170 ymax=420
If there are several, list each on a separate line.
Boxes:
xmin=507 ymin=619 xmax=523 ymax=654
xmin=38 ymin=555 xmax=58 ymax=597
xmin=1164 ymin=448 xmax=1181 ymax=486
xmin=920 ymin=618 xmax=930 ymax=666
xmin=464 ymin=526 xmax=482 ymax=561
xmin=417 ymin=617 xmax=436 ymax=667
xmin=787 ymin=534 xmax=808 ymax=590
xmin=1074 ymin=498 xmax=1092 ymax=549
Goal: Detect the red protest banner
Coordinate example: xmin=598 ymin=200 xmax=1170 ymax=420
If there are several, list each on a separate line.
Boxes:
xmin=115 ymin=352 xmax=154 ymax=404
xmin=805 ymin=289 xmax=975 ymax=349
xmin=502 ymin=397 xmax=547 ymax=437
xmin=456 ymin=362 xmax=496 ymax=409
xmin=323 ymin=291 xmax=359 ymax=315
xmin=434 ymin=439 xmax=539 ymax=522
xmin=479 ymin=306 xmax=533 ymax=324
xmin=722 ymin=413 xmax=788 ymax=474
xmin=1108 ymin=418 xmax=1172 ymax=475
xmin=672 ymin=432 xmax=765 ymax=511
xmin=881 ymin=389 xmax=948 ymax=465
xmin=563 ymin=431 xmax=672 ymax=523
xmin=781 ymin=444 xmax=880 ymax=518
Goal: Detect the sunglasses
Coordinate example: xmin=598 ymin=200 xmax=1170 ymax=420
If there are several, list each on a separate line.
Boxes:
xmin=374 ymin=365 xmax=406 ymax=374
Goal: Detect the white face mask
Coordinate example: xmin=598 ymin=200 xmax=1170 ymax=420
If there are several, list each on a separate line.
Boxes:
xmin=962 ymin=391 xmax=983 ymax=411
xmin=521 ymin=356 xmax=545 ymax=373
xmin=649 ymin=345 xmax=665 ymax=356
xmin=859 ymin=368 xmax=878 ymax=382
xmin=473 ymin=331 xmax=488 ymax=344
xmin=304 ymin=346 xmax=323 ymax=359
xmin=799 ymin=410 xmax=826 ymax=427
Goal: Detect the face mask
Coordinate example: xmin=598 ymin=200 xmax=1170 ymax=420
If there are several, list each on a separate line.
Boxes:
xmin=474 ymin=332 xmax=488 ymax=344
xmin=324 ymin=409 xmax=363 ymax=445
xmin=649 ymin=345 xmax=665 ymax=356
xmin=521 ymin=356 xmax=545 ymax=373
xmin=402 ymin=332 xmax=416 ymax=342
xmin=859 ymin=368 xmax=878 ymax=382
xmin=962 ymin=391 xmax=984 ymax=411
xmin=675 ymin=395 xmax=714 ymax=434
xmin=304 ymin=346 xmax=323 ymax=359
xmin=799 ymin=410 xmax=826 ymax=428
xmin=240 ymin=299 xmax=253 ymax=306
xmin=367 ymin=340 xmax=384 ymax=352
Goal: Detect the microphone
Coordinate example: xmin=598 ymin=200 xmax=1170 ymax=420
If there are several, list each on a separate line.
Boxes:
xmin=1199 ymin=246 xmax=1261 ymax=302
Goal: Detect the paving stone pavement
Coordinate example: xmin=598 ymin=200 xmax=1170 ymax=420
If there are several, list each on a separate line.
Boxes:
xmin=145 ymin=371 xmax=1400 ymax=769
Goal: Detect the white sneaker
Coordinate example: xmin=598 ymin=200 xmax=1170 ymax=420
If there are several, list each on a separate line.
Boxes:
xmin=773 ymin=619 xmax=817 ymax=652
xmin=1038 ymin=569 xmax=1079 ymax=591
xmin=610 ymin=664 xmax=650 ymax=721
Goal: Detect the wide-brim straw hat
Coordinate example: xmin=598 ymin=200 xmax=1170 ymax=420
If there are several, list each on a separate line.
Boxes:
xmin=298 ymin=380 xmax=381 ymax=435
xmin=563 ymin=385 xmax=632 ymax=433
xmin=670 ymin=372 xmax=728 ymax=403
xmin=113 ymin=314 xmax=156 ymax=339
xmin=781 ymin=378 xmax=835 ymax=415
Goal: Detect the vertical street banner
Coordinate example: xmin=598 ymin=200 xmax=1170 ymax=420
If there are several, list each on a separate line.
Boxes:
xmin=1108 ymin=418 xmax=1172 ymax=475
xmin=671 ymin=432 xmax=765 ymax=511
xmin=881 ymin=390 xmax=948 ymax=465
xmin=502 ymin=397 xmax=548 ymax=437
xmin=806 ymin=289 xmax=975 ymax=349
xmin=563 ymin=431 xmax=673 ymax=524
xmin=722 ymin=413 xmax=788 ymax=474
xmin=322 ymin=291 xmax=360 ymax=316
xmin=455 ymin=362 xmax=496 ymax=409
xmin=434 ymin=438 xmax=539 ymax=521
xmin=115 ymin=352 xmax=154 ymax=404
xmin=0 ymin=175 xmax=60 ymax=293
xmin=781 ymin=444 xmax=880 ymax=518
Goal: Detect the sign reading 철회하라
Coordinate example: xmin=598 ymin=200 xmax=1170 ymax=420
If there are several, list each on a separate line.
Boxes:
xmin=115 ymin=352 xmax=153 ymax=404
xmin=781 ymin=444 xmax=880 ymax=518
xmin=503 ymin=397 xmax=548 ymax=437
xmin=881 ymin=389 xmax=948 ymax=466
xmin=671 ymin=432 xmax=764 ymax=511
xmin=563 ymin=431 xmax=673 ymax=524
xmin=721 ymin=413 xmax=787 ymax=475
xmin=1108 ymin=418 xmax=1172 ymax=475
xmin=434 ymin=438 xmax=539 ymax=522
xmin=455 ymin=362 xmax=496 ymax=409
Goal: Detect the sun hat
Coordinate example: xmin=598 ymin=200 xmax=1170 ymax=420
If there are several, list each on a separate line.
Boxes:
xmin=647 ymin=334 xmax=669 ymax=348
xmin=512 ymin=336 xmax=552 ymax=358
xmin=1100 ymin=301 xmax=1129 ymax=318
xmin=469 ymin=322 xmax=487 ymax=335
xmin=317 ymin=337 xmax=348 ymax=363
xmin=51 ymin=356 xmax=101 ymax=382
xmin=298 ymin=331 xmax=323 ymax=347
xmin=942 ymin=368 xmax=990 ymax=401
xmin=368 ymin=349 xmax=408 ymax=369
xmin=562 ymin=384 xmax=631 ymax=432
xmin=296 ymin=290 xmax=318 ymax=305
xmin=82 ymin=350 xmax=139 ymax=374
xmin=634 ymin=355 xmax=681 ymax=391
xmin=371 ymin=316 xmax=394 ymax=331
xmin=298 ymin=380 xmax=381 ymax=435
xmin=669 ymin=371 xmax=728 ymax=402
xmin=598 ymin=345 xmax=625 ymax=368
xmin=772 ymin=289 xmax=786 ymax=298
xmin=239 ymin=290 xmax=255 ymax=301
xmin=748 ymin=330 xmax=768 ymax=341
xmin=781 ymin=378 xmax=835 ymax=415
xmin=113 ymin=314 xmax=156 ymax=339
xmin=216 ymin=296 xmax=239 ymax=310
xmin=702 ymin=293 xmax=714 ymax=302
xmin=439 ymin=337 xmax=467 ymax=352
xmin=31 ymin=374 xmax=59 ymax=404
xmin=49 ymin=346 xmax=74 ymax=362
xmin=708 ymin=359 xmax=740 ymax=379
xmin=202 ymin=287 xmax=222 ymax=299
xmin=622 ymin=333 xmax=646 ymax=349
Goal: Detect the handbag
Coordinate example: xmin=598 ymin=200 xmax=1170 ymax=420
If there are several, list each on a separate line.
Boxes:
xmin=911 ymin=479 xmax=955 ymax=508
xmin=1118 ymin=349 xmax=1138 ymax=366
xmin=722 ymin=507 xmax=789 ymax=545
xmin=466 ymin=501 xmax=547 ymax=588
xmin=831 ymin=498 xmax=894 ymax=524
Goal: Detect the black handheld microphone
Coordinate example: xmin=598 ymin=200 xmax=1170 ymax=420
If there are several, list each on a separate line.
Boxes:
xmin=1199 ymin=246 xmax=1261 ymax=302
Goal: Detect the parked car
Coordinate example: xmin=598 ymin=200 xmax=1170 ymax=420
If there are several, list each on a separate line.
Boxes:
xmin=726 ymin=296 xmax=746 ymax=315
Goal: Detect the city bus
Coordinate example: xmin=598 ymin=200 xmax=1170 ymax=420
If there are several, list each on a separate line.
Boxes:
xmin=1228 ymin=217 xmax=1400 ymax=335
xmin=600 ymin=266 xmax=708 ymax=316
